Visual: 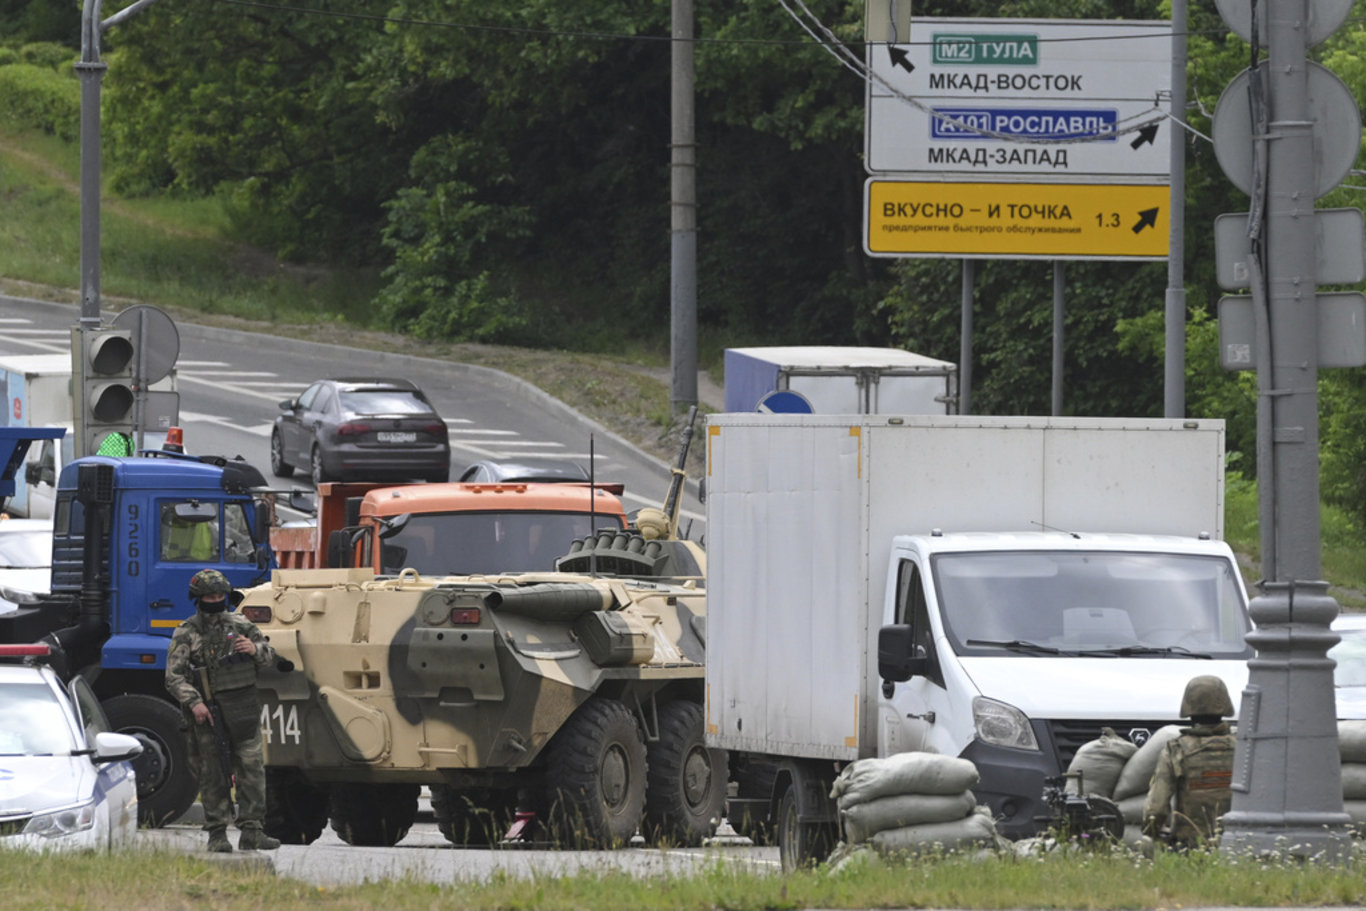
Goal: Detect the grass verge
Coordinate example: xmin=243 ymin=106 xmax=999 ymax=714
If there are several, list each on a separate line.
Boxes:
xmin=3 ymin=843 xmax=1364 ymax=911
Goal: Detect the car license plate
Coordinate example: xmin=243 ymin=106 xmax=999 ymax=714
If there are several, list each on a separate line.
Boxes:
xmin=377 ymin=431 xmax=417 ymax=443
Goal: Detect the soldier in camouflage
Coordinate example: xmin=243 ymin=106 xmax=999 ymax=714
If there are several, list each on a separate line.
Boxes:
xmin=1142 ymin=674 xmax=1237 ymax=848
xmin=165 ymin=569 xmax=280 ymax=853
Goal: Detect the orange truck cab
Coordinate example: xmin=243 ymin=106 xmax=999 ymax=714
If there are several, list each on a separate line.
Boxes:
xmin=271 ymin=481 xmax=628 ymax=575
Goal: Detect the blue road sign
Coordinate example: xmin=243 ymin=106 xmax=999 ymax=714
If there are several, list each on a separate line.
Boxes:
xmin=757 ymin=390 xmax=814 ymax=414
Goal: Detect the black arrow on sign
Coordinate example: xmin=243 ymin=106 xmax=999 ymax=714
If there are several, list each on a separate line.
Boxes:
xmin=888 ymin=46 xmax=915 ymax=74
xmin=1130 ymin=123 xmax=1159 ymax=149
xmin=1132 ymin=208 xmax=1159 ymax=233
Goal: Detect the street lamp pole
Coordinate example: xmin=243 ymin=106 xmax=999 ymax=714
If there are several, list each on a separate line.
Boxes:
xmin=77 ymin=0 xmax=166 ymax=328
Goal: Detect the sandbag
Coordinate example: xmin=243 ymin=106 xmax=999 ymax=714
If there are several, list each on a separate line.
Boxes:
xmin=1064 ymin=727 xmax=1136 ymax=798
xmin=1116 ymin=792 xmax=1147 ymax=826
xmin=840 ymin=790 xmax=977 ymax=844
xmin=830 ymin=753 xmax=980 ymax=806
xmin=1340 ymin=721 xmax=1366 ymax=764
xmin=1341 ymin=763 xmax=1366 ymax=801
xmin=1112 ymin=725 xmax=1183 ymax=800
xmin=867 ymin=806 xmax=999 ymax=857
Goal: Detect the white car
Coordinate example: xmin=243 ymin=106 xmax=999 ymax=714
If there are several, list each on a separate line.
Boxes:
xmin=0 ymin=644 xmax=142 ymax=850
xmin=0 ymin=518 xmax=53 ymax=614
xmin=1332 ymin=613 xmax=1366 ymax=720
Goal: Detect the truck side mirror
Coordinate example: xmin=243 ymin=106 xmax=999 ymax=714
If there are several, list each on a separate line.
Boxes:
xmin=878 ymin=624 xmax=929 ymax=682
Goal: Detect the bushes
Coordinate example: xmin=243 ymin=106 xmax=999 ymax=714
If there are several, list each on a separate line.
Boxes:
xmin=0 ymin=62 xmax=78 ymax=140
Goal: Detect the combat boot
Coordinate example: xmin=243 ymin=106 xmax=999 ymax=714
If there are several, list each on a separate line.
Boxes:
xmin=207 ymin=828 xmax=233 ymax=853
xmin=238 ymin=828 xmax=281 ymax=851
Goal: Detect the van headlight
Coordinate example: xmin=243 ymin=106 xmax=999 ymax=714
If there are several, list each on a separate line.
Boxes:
xmin=23 ymin=801 xmax=95 ymax=838
xmin=972 ymin=697 xmax=1039 ymax=750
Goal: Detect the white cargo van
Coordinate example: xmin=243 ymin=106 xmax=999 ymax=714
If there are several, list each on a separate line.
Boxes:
xmin=704 ymin=414 xmax=1251 ymax=868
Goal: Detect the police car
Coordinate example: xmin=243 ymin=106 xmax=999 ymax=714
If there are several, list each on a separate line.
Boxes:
xmin=0 ymin=644 xmax=142 ymax=850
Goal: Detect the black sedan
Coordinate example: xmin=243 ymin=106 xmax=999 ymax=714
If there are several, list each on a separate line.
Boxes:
xmin=271 ymin=378 xmax=451 ymax=485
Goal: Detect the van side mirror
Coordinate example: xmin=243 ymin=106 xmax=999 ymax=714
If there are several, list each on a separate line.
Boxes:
xmin=878 ymin=624 xmax=929 ymax=682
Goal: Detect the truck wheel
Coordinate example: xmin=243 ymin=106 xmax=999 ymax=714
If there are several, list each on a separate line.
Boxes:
xmin=642 ymin=701 xmax=727 ymax=846
xmin=264 ymin=768 xmax=328 ymax=844
xmin=431 ymin=785 xmax=518 ymax=846
xmin=777 ymin=782 xmax=836 ymax=872
xmin=328 ymin=782 xmax=419 ymax=846
xmin=101 ymin=694 xmax=198 ymax=827
xmin=270 ymin=430 xmax=294 ymax=478
xmin=541 ymin=697 xmax=647 ymax=848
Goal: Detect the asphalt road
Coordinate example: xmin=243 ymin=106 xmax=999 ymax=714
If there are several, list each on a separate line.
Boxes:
xmin=0 ymin=295 xmax=705 ymax=531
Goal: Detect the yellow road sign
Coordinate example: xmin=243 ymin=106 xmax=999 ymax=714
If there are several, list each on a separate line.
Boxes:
xmin=865 ymin=180 xmax=1169 ymax=260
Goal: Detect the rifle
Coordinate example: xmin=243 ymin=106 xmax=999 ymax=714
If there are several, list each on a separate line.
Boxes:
xmin=660 ymin=406 xmax=698 ymax=540
xmin=195 ymin=663 xmax=237 ymax=821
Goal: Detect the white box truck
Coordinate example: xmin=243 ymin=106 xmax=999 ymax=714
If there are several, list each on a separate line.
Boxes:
xmin=0 ymin=355 xmax=73 ymax=519
xmin=723 ymin=346 xmax=957 ymax=414
xmin=704 ymin=414 xmax=1252 ymax=868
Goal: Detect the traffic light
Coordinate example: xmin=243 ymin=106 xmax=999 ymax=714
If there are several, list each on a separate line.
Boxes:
xmin=71 ymin=326 xmax=136 ymax=458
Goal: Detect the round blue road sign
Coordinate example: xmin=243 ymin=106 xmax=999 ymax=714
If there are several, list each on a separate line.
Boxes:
xmin=756 ymin=390 xmax=814 ymax=414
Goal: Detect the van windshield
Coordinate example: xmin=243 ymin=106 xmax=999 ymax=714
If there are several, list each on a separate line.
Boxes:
xmin=932 ymin=550 xmax=1253 ymax=658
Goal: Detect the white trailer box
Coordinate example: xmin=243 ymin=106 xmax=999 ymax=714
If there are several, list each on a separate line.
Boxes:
xmin=0 ymin=355 xmax=74 ymax=518
xmin=723 ymin=346 xmax=957 ymax=414
xmin=705 ymin=414 xmax=1249 ymax=856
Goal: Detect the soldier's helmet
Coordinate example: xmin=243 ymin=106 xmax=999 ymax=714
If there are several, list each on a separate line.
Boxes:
xmin=188 ymin=568 xmax=233 ymax=600
xmin=1179 ymin=674 xmax=1235 ymax=718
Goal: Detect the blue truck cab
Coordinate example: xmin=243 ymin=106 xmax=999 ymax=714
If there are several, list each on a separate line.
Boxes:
xmin=0 ymin=443 xmax=277 ymax=825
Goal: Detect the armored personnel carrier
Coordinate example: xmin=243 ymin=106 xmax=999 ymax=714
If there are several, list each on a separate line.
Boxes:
xmin=245 ymin=565 xmax=718 ymax=849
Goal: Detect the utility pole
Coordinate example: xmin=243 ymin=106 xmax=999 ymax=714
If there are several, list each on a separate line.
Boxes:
xmin=669 ymin=0 xmax=697 ymax=412
xmin=1215 ymin=0 xmax=1354 ymax=862
xmin=1164 ymin=0 xmax=1187 ymax=418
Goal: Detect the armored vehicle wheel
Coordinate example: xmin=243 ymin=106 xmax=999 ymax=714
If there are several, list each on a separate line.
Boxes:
xmin=431 ymin=785 xmax=519 ymax=846
xmin=270 ymin=430 xmax=294 ymax=478
xmin=328 ymin=782 xmax=420 ymax=846
xmin=642 ymin=701 xmax=727 ymax=846
xmin=264 ymin=768 xmax=328 ymax=844
xmin=777 ymin=782 xmax=836 ymax=872
xmin=102 ymin=694 xmax=198 ymax=827
xmin=541 ymin=697 xmax=647 ymax=848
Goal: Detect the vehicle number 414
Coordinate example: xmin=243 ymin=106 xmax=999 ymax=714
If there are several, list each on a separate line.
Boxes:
xmin=260 ymin=703 xmax=302 ymax=746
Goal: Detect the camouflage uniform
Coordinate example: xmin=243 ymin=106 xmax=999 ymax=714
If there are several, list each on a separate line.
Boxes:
xmin=165 ymin=589 xmax=277 ymax=846
xmin=1142 ymin=675 xmax=1236 ymax=847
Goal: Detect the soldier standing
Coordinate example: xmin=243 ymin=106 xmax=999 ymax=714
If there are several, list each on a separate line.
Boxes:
xmin=1142 ymin=674 xmax=1237 ymax=848
xmin=165 ymin=569 xmax=281 ymax=853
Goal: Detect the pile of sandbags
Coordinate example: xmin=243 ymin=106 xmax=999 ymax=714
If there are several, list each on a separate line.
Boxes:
xmin=1064 ymin=724 xmax=1182 ymax=839
xmin=1341 ymin=721 xmax=1366 ymax=834
xmin=831 ymin=753 xmax=1000 ymax=856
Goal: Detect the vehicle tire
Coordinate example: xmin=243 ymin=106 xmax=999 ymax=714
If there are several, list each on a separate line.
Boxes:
xmin=264 ymin=768 xmax=328 ymax=845
xmin=777 ymin=781 xmax=837 ymax=872
xmin=270 ymin=430 xmax=294 ymax=478
xmin=431 ymin=785 xmax=519 ymax=847
xmin=310 ymin=444 xmax=331 ymax=486
xmin=426 ymin=466 xmax=451 ymax=484
xmin=729 ymin=757 xmax=780 ymax=846
xmin=642 ymin=701 xmax=727 ymax=846
xmin=540 ymin=697 xmax=647 ymax=848
xmin=101 ymin=694 xmax=198 ymax=827
xmin=328 ymin=782 xmax=420 ymax=847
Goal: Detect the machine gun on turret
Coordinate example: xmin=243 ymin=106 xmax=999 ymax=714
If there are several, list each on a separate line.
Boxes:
xmin=557 ymin=407 xmax=705 ymax=580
